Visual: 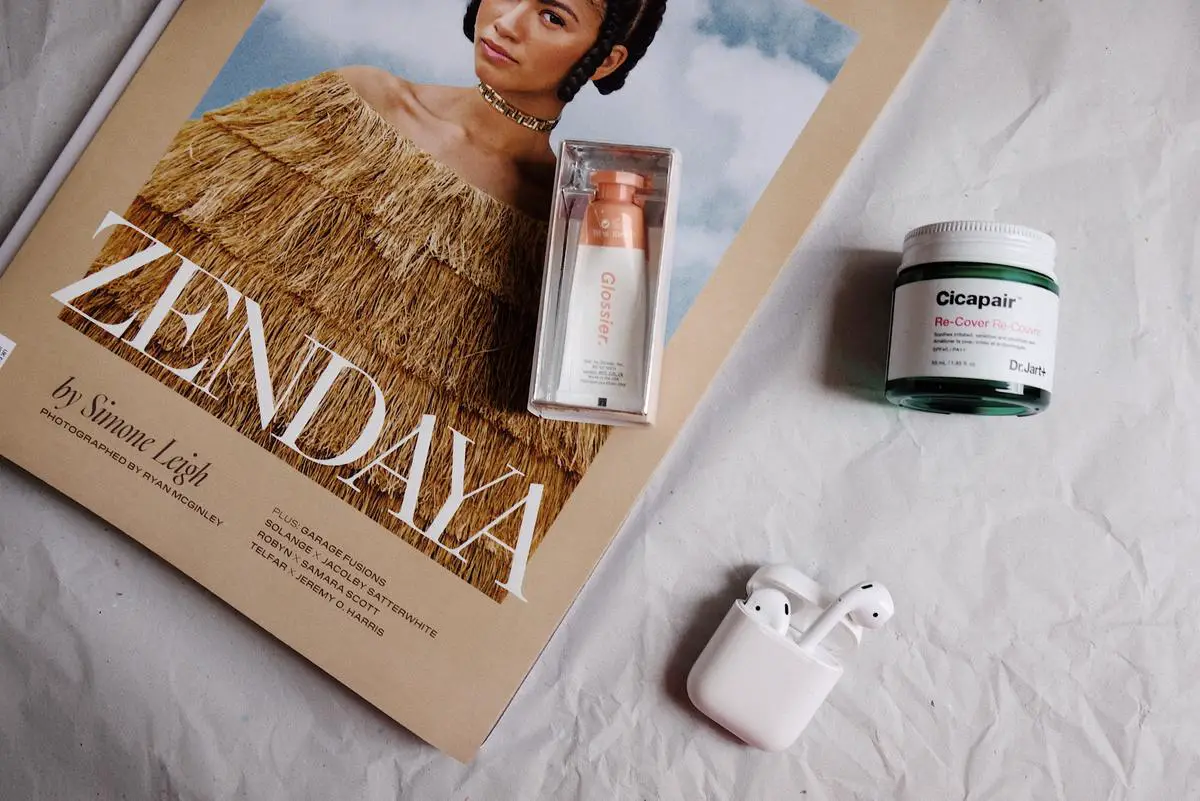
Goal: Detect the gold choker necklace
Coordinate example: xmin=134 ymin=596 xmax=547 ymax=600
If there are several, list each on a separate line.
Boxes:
xmin=477 ymin=82 xmax=560 ymax=133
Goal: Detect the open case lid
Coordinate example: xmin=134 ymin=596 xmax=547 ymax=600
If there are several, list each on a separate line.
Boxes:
xmin=747 ymin=565 xmax=862 ymax=655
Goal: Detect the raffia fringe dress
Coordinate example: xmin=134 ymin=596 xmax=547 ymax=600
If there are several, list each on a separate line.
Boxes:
xmin=61 ymin=71 xmax=610 ymax=601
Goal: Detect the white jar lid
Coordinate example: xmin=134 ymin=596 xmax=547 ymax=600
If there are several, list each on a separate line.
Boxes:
xmin=900 ymin=221 xmax=1057 ymax=280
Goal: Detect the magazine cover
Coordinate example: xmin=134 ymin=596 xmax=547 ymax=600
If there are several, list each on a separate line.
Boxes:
xmin=0 ymin=0 xmax=946 ymax=760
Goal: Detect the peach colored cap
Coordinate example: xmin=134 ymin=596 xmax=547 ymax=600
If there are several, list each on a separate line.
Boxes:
xmin=591 ymin=170 xmax=647 ymax=189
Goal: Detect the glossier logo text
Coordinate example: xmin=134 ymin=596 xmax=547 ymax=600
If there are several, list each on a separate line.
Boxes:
xmin=598 ymin=272 xmax=616 ymax=345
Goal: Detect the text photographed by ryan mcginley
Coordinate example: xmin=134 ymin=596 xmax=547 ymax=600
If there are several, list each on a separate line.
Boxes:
xmin=0 ymin=0 xmax=947 ymax=759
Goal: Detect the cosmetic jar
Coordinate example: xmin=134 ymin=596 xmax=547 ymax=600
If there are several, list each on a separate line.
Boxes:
xmin=885 ymin=221 xmax=1059 ymax=416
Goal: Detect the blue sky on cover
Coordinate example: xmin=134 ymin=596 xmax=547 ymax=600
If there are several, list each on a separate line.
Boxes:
xmin=195 ymin=0 xmax=858 ymax=338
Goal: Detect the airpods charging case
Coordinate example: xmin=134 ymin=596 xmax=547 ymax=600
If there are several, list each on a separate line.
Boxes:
xmin=686 ymin=566 xmax=860 ymax=751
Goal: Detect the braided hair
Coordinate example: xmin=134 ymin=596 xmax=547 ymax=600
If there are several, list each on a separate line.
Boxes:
xmin=463 ymin=0 xmax=668 ymax=102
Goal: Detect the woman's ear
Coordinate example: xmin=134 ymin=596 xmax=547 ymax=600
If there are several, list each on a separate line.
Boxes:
xmin=590 ymin=44 xmax=629 ymax=83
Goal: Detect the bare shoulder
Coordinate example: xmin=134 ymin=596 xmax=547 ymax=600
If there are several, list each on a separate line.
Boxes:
xmin=336 ymin=65 xmax=412 ymax=113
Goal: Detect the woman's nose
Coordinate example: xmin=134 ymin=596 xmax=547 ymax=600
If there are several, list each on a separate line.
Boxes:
xmin=493 ymin=2 xmax=529 ymax=41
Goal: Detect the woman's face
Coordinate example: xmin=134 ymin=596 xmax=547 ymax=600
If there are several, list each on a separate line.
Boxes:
xmin=474 ymin=0 xmax=622 ymax=97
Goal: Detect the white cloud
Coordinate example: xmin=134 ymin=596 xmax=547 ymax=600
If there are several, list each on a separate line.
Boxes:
xmin=683 ymin=39 xmax=829 ymax=202
xmin=267 ymin=0 xmax=473 ymax=82
xmin=674 ymin=223 xmax=736 ymax=274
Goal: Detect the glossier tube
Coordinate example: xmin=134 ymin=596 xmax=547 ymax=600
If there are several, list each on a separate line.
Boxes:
xmin=557 ymin=170 xmax=649 ymax=412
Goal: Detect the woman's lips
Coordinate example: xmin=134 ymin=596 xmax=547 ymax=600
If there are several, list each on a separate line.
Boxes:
xmin=481 ymin=38 xmax=518 ymax=65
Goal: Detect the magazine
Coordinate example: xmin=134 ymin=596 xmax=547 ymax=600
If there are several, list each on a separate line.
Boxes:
xmin=0 ymin=0 xmax=947 ymax=760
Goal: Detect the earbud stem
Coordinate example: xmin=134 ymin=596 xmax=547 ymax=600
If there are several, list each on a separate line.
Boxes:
xmin=794 ymin=604 xmax=847 ymax=654
xmin=794 ymin=582 xmax=893 ymax=654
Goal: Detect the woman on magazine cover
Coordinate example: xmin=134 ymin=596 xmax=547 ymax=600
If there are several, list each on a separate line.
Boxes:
xmin=66 ymin=0 xmax=668 ymax=598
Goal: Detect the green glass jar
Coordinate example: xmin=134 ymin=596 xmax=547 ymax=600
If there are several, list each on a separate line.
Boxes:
xmin=885 ymin=222 xmax=1059 ymax=416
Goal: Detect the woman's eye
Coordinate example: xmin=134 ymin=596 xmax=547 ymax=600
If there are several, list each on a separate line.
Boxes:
xmin=541 ymin=10 xmax=567 ymax=27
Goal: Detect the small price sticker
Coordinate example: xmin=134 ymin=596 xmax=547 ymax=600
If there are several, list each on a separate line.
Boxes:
xmin=0 ymin=333 xmax=15 ymax=371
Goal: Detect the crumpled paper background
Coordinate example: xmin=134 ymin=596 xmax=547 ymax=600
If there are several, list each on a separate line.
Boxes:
xmin=2 ymin=0 xmax=1198 ymax=798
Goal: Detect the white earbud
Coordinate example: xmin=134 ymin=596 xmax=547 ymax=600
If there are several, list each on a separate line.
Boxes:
xmin=795 ymin=582 xmax=893 ymax=653
xmin=740 ymin=587 xmax=792 ymax=635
